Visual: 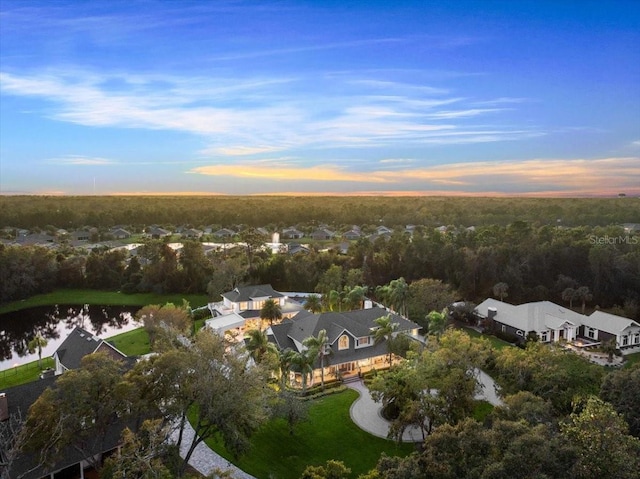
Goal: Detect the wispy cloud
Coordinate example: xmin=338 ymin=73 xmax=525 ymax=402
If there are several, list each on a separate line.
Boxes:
xmin=46 ymin=155 xmax=115 ymax=166
xmin=189 ymin=157 xmax=640 ymax=196
xmin=0 ymin=68 xmax=542 ymax=160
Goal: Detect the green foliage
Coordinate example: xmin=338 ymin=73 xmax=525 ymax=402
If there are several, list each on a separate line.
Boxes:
xmin=204 ymin=390 xmax=412 ymax=479
xmin=300 ymin=460 xmax=351 ymax=479
xmin=561 ymin=397 xmax=640 ymax=479
xmin=491 ymin=342 xmax=604 ymax=414
xmin=600 ymin=362 xmax=640 ymax=437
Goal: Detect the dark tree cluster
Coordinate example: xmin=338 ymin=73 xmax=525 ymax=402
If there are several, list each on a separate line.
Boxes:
xmin=1 ymin=195 xmax=638 ymax=230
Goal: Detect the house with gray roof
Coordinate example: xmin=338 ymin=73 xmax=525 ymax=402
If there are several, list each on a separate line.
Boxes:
xmin=310 ymin=228 xmax=336 ymax=241
xmin=269 ymin=307 xmax=420 ymax=385
xmin=53 ymin=326 xmax=128 ymax=375
xmin=282 ymin=227 xmax=304 ymax=239
xmin=476 ymin=298 xmax=640 ymax=350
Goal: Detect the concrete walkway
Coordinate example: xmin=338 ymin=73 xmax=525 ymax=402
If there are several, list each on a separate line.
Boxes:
xmin=171 ymin=421 xmax=257 ymax=479
xmin=346 ymin=369 xmax=504 ymax=443
xmin=347 ymin=380 xmax=425 ymax=442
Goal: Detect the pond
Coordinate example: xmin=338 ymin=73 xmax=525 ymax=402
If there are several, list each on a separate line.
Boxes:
xmin=0 ymin=304 xmax=141 ymax=370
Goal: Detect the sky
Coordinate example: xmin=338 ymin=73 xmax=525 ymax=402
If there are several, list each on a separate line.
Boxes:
xmin=1 ymin=0 xmax=639 ymax=196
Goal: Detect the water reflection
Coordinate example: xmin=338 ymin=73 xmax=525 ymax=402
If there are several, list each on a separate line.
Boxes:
xmin=0 ymin=304 xmax=138 ymax=369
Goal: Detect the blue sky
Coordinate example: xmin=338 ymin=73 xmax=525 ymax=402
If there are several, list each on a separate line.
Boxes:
xmin=1 ymin=0 xmax=639 ymax=196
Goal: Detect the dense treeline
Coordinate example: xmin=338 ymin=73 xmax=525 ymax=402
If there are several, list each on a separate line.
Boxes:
xmin=1 ymin=195 xmax=639 ymax=229
xmin=2 ymin=221 xmax=639 ymax=321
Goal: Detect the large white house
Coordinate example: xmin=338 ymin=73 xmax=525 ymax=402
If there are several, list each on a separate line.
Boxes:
xmin=476 ymin=298 xmax=640 ymax=351
xmin=206 ymin=284 xmax=304 ymax=337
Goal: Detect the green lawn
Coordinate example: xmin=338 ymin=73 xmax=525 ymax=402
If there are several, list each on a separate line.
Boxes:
xmin=461 ymin=326 xmax=513 ymax=350
xmin=0 ymin=357 xmax=55 ymax=389
xmin=0 ymin=289 xmax=209 ymax=314
xmin=204 ymin=389 xmax=413 ymax=479
xmin=624 ymin=352 xmax=640 ymax=367
xmin=108 ymin=327 xmax=151 ymax=356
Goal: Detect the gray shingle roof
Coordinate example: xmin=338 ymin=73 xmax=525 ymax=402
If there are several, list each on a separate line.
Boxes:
xmin=54 ymin=326 xmax=126 ymax=371
xmin=222 ymin=284 xmax=284 ymax=302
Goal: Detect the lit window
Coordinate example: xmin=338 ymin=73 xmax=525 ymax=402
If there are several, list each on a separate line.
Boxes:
xmin=357 ymin=336 xmax=370 ymax=347
xmin=338 ymin=335 xmax=349 ymax=350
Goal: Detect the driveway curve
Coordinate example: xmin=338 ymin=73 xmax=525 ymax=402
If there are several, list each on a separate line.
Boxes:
xmin=346 ymin=369 xmax=503 ymax=443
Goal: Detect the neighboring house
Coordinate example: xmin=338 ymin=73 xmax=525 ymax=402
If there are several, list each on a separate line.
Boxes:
xmin=208 ymin=284 xmax=304 ymax=336
xmin=256 ymin=227 xmax=270 ymax=236
xmin=182 ymin=228 xmax=203 ymax=239
xmin=310 ymin=228 xmax=336 ymax=241
xmin=476 ymin=298 xmax=640 ymax=350
xmin=288 ymin=243 xmax=311 ymax=255
xmin=146 ymin=226 xmax=172 ymax=239
xmin=580 ymin=310 xmax=640 ymax=349
xmin=110 ymin=227 xmax=132 ymax=239
xmin=376 ymin=225 xmax=393 ymax=235
xmin=1 ymin=327 xmax=138 ymax=479
xmin=269 ymin=307 xmax=420 ymax=384
xmin=213 ymin=228 xmax=237 ymax=238
xmin=53 ymin=326 xmax=128 ymax=375
xmin=219 ymin=284 xmax=286 ymax=315
xmin=17 ymin=232 xmax=55 ymax=245
xmin=342 ymin=229 xmax=362 ymax=240
xmin=282 ymin=227 xmax=305 ymax=239
xmin=71 ymin=230 xmax=91 ymax=242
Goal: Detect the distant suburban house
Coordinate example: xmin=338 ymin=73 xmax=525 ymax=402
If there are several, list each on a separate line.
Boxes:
xmin=282 ymin=227 xmax=305 ymax=239
xmin=213 ymin=228 xmax=237 ymax=238
xmin=375 ymin=225 xmax=393 ymax=235
xmin=310 ymin=228 xmax=336 ymax=241
xmin=287 ymin=243 xmax=311 ymax=255
xmin=71 ymin=230 xmax=92 ymax=242
xmin=53 ymin=326 xmax=128 ymax=375
xmin=181 ymin=228 xmax=203 ymax=239
xmin=146 ymin=226 xmax=172 ymax=239
xmin=476 ymin=298 xmax=640 ymax=351
xmin=110 ymin=227 xmax=132 ymax=239
xmin=342 ymin=229 xmax=362 ymax=240
xmin=17 ymin=232 xmax=55 ymax=245
xmin=256 ymin=227 xmax=270 ymax=236
xmin=269 ymin=307 xmax=420 ymax=385
xmin=207 ymin=284 xmax=304 ymax=336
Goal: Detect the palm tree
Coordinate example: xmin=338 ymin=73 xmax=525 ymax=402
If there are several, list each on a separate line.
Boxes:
xmin=304 ymin=294 xmax=323 ymax=313
xmin=327 ymin=289 xmax=343 ymax=312
xmin=292 ymin=347 xmax=317 ymax=394
xmin=426 ymin=309 xmax=447 ymax=337
xmin=493 ymin=282 xmax=509 ymax=302
xmin=260 ymin=299 xmax=282 ymax=328
xmin=28 ymin=332 xmax=48 ymax=369
xmin=562 ymin=287 xmax=577 ymax=309
xmin=576 ymin=286 xmax=593 ymax=314
xmin=245 ymin=328 xmax=277 ymax=364
xmin=278 ymin=348 xmax=296 ymax=389
xmin=345 ymin=285 xmax=368 ymax=310
xmin=388 ymin=277 xmax=409 ymax=317
xmin=373 ymin=314 xmax=399 ymax=367
xmin=303 ymin=329 xmax=330 ymax=388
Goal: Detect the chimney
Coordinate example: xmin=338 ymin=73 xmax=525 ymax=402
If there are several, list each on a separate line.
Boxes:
xmin=487 ymin=307 xmax=497 ymax=320
xmin=0 ymin=393 xmax=8 ymax=421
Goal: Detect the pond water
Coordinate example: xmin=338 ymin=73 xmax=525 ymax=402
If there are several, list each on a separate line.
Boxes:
xmin=0 ymin=304 xmax=140 ymax=370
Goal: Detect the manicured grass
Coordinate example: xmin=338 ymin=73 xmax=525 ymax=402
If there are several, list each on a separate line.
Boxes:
xmin=0 ymin=289 xmax=209 ymax=314
xmin=204 ymin=389 xmax=413 ymax=479
xmin=108 ymin=327 xmax=151 ymax=356
xmin=0 ymin=357 xmax=55 ymax=389
xmin=461 ymin=327 xmax=513 ymax=350
xmin=624 ymin=352 xmax=640 ymax=368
